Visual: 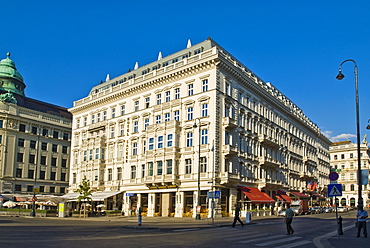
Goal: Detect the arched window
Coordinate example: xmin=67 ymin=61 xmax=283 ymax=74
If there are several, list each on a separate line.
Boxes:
xmin=350 ymin=184 xmax=355 ymax=191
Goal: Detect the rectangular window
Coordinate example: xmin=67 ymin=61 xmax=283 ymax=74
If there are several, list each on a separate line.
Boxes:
xmin=52 ymin=144 xmax=58 ymax=152
xmin=188 ymin=84 xmax=194 ymax=96
xmin=110 ymin=126 xmax=115 ymax=138
xmin=42 ymin=128 xmax=48 ymax=136
xmin=141 ymin=164 xmax=145 ymax=178
xmin=27 ymin=185 xmax=34 ymax=192
xmin=157 ymin=136 xmax=163 ymax=149
xmin=40 ymin=170 xmax=46 ymax=180
xmin=131 ymin=166 xmax=136 ymax=179
xmin=174 ymin=88 xmax=180 ymax=99
xmin=41 ymin=156 xmax=46 ymax=165
xmin=166 ymin=160 xmax=173 ymax=174
xmin=132 ymin=142 xmax=138 ymax=155
xmin=61 ymin=159 xmax=67 ymax=168
xmin=201 ymin=103 xmax=208 ymax=117
xmin=28 ymin=169 xmax=34 ymax=179
xmin=200 ymin=157 xmax=207 ymax=173
xmin=201 ymin=129 xmax=208 ymax=145
xmin=29 ymin=154 xmax=35 ymax=164
xmin=95 ymin=148 xmax=100 ymax=159
xmin=62 ymin=146 xmax=68 ymax=154
xmin=120 ymin=124 xmax=124 ymax=136
xmin=165 ymin=91 xmax=170 ymax=102
xmin=133 ymin=121 xmax=139 ymax=133
xmin=144 ymin=118 xmax=149 ymax=129
xmin=83 ymin=151 xmax=87 ymax=161
xmin=41 ymin=142 xmax=47 ymax=151
xmin=111 ymin=109 xmax=115 ymax=118
xmin=89 ymin=149 xmax=93 ymax=160
xmin=18 ymin=138 xmax=25 ymax=147
xmin=39 ymin=185 xmax=45 ymax=192
xmin=164 ymin=113 xmax=170 ymax=122
xmin=174 ymin=110 xmax=180 ymax=121
xmin=145 ymin=97 xmax=150 ymax=108
xmin=157 ymin=161 xmax=163 ymax=175
xmin=19 ymin=124 xmax=26 ymax=132
xmin=61 ymin=172 xmax=66 ymax=181
xmin=156 ymin=94 xmax=162 ymax=105
xmin=51 ymin=157 xmax=57 ymax=166
xmin=186 ymin=132 xmax=193 ymax=147
xmin=97 ymin=113 xmax=101 ymax=122
xmin=31 ymin=126 xmax=37 ymax=135
xmin=104 ymin=110 xmax=108 ymax=120
xmin=167 ymin=134 xmax=173 ymax=147
xmin=83 ymin=117 xmax=87 ymax=126
xmin=121 ymin=105 xmax=125 ymax=115
xmin=60 ymin=187 xmax=65 ymax=194
xmin=108 ymin=168 xmax=112 ymax=181
xmin=30 ymin=140 xmax=36 ymax=149
xmin=50 ymin=186 xmax=55 ymax=193
xmin=15 ymin=184 xmax=21 ymax=192
xmin=17 ymin=153 xmax=24 ymax=162
xmin=187 ymin=107 xmax=193 ymax=120
xmin=225 ymin=131 xmax=230 ymax=145
xmin=185 ymin=159 xmax=192 ymax=174
xmin=50 ymin=172 xmax=56 ymax=180
xmin=202 ymin=79 xmax=208 ymax=92
xmin=148 ymin=162 xmax=153 ymax=176
xmin=0 ymin=120 xmax=3 ymax=128
xmin=117 ymin=167 xmax=122 ymax=180
xmin=53 ymin=131 xmax=59 ymax=139
xmin=134 ymin=100 xmax=139 ymax=111
xmin=149 ymin=138 xmax=154 ymax=150
xmin=91 ymin=115 xmax=95 ymax=124
xmin=155 ymin=115 xmax=161 ymax=124
xmin=16 ymin=168 xmax=22 ymax=178
xmin=118 ymin=145 xmax=123 ymax=158
xmin=225 ymin=82 xmax=230 ymax=95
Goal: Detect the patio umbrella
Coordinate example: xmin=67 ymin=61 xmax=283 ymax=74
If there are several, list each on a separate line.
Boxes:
xmin=3 ymin=201 xmax=16 ymax=208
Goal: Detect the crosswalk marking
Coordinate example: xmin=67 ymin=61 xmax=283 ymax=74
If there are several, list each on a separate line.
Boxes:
xmin=256 ymin=236 xmax=302 ymax=246
xmin=173 ymin=228 xmax=199 ymax=232
xmin=239 ymin=234 xmax=286 ymax=243
xmin=274 ymin=240 xmax=312 ymax=248
xmin=224 ymin=232 xmax=260 ymax=241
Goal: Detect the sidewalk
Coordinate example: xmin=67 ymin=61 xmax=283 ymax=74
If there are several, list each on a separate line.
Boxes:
xmin=318 ymin=220 xmax=369 ymax=248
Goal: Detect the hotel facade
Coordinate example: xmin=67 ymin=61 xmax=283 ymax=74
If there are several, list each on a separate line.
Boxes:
xmin=330 ymin=140 xmax=370 ymax=207
xmin=0 ymin=53 xmax=72 ymax=200
xmin=68 ymin=38 xmax=331 ymax=217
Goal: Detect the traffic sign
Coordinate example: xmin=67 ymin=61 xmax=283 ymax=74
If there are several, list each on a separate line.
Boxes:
xmin=207 ymin=191 xmax=221 ymax=199
xmin=329 ymin=172 xmax=339 ymax=181
xmin=328 ymin=184 xmax=342 ymax=197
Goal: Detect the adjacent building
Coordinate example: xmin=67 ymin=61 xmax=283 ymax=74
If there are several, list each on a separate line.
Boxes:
xmin=330 ymin=140 xmax=370 ymax=207
xmin=0 ymin=53 xmax=72 ymax=199
xmin=68 ymin=38 xmax=331 ymax=217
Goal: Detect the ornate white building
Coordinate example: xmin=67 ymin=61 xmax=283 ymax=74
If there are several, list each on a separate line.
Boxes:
xmin=0 ymin=53 xmax=72 ymax=199
xmin=330 ymin=140 xmax=370 ymax=207
xmin=68 ymin=38 xmax=331 ymax=217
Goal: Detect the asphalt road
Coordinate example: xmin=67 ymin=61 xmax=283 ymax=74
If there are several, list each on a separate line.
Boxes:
xmin=0 ymin=211 xmax=357 ymax=248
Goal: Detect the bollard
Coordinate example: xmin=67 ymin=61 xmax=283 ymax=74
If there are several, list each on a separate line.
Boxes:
xmin=246 ymin=212 xmax=252 ymax=224
xmin=338 ymin=216 xmax=343 ymax=235
xmin=138 ymin=207 xmax=142 ymax=226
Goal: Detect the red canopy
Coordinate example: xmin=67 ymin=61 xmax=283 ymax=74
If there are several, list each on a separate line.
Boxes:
xmin=239 ymin=187 xmax=275 ymax=204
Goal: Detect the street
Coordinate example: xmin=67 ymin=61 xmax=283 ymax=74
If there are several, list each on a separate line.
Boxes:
xmin=0 ymin=211 xmax=358 ymax=248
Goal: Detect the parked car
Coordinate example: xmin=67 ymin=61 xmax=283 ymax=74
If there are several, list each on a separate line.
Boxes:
xmin=337 ymin=207 xmax=347 ymax=213
xmin=313 ymin=207 xmax=322 ymax=214
xmin=323 ymin=207 xmax=332 ymax=213
xmin=277 ymin=209 xmax=286 ymax=217
xmin=308 ymin=207 xmax=315 ymax=214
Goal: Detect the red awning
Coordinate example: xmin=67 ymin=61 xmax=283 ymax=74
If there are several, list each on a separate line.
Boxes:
xmin=289 ymin=192 xmax=309 ymax=198
xmin=280 ymin=194 xmax=293 ymax=203
xmin=275 ymin=195 xmax=283 ymax=201
xmin=240 ymin=187 xmax=275 ymax=204
xmin=14 ymin=196 xmax=26 ymax=202
xmin=313 ymin=194 xmax=325 ymax=198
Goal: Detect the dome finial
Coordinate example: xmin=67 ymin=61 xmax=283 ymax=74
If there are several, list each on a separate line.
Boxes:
xmin=6 ymin=52 xmax=10 ymax=58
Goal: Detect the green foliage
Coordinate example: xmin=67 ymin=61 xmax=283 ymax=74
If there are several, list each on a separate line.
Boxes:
xmin=74 ymin=176 xmax=92 ymax=203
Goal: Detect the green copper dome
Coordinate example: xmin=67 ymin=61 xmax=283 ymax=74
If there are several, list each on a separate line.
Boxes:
xmin=0 ymin=52 xmax=24 ymax=82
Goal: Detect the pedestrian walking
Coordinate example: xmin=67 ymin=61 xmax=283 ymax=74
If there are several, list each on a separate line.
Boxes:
xmin=285 ymin=204 xmax=294 ymax=235
xmin=356 ymin=206 xmax=368 ymax=238
xmin=232 ymin=204 xmax=244 ymax=227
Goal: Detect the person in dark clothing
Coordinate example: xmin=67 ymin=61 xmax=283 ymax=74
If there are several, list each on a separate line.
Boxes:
xmin=285 ymin=204 xmax=294 ymax=235
xmin=232 ymin=204 xmax=244 ymax=227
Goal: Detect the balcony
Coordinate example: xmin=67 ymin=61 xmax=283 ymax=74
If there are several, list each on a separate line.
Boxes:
xmin=222 ymin=117 xmax=237 ymax=128
xmin=258 ymin=156 xmax=280 ymax=168
xmin=145 ymin=174 xmax=180 ymax=189
xmin=222 ymin=144 xmax=238 ymax=155
xmin=258 ymin=134 xmax=279 ymax=148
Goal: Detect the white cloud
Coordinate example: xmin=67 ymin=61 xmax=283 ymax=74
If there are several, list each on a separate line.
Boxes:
xmin=321 ymin=130 xmax=357 ymax=142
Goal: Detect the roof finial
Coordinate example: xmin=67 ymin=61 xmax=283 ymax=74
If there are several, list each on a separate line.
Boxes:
xmin=6 ymin=52 xmax=10 ymax=58
xmin=134 ymin=62 xmax=139 ymax=70
xmin=187 ymin=39 xmax=192 ymax=48
xmin=105 ymin=74 xmax=110 ymax=82
xmin=157 ymin=52 xmax=162 ymax=61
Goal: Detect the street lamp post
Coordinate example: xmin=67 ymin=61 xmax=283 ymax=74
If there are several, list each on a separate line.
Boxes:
xmin=336 ymin=59 xmax=363 ymax=208
xmin=193 ymin=118 xmax=201 ymax=220
xmin=30 ymin=129 xmax=41 ymax=217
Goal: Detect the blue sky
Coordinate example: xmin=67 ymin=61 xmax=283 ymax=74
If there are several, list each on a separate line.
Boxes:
xmin=2 ymin=1 xmax=370 ymax=143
